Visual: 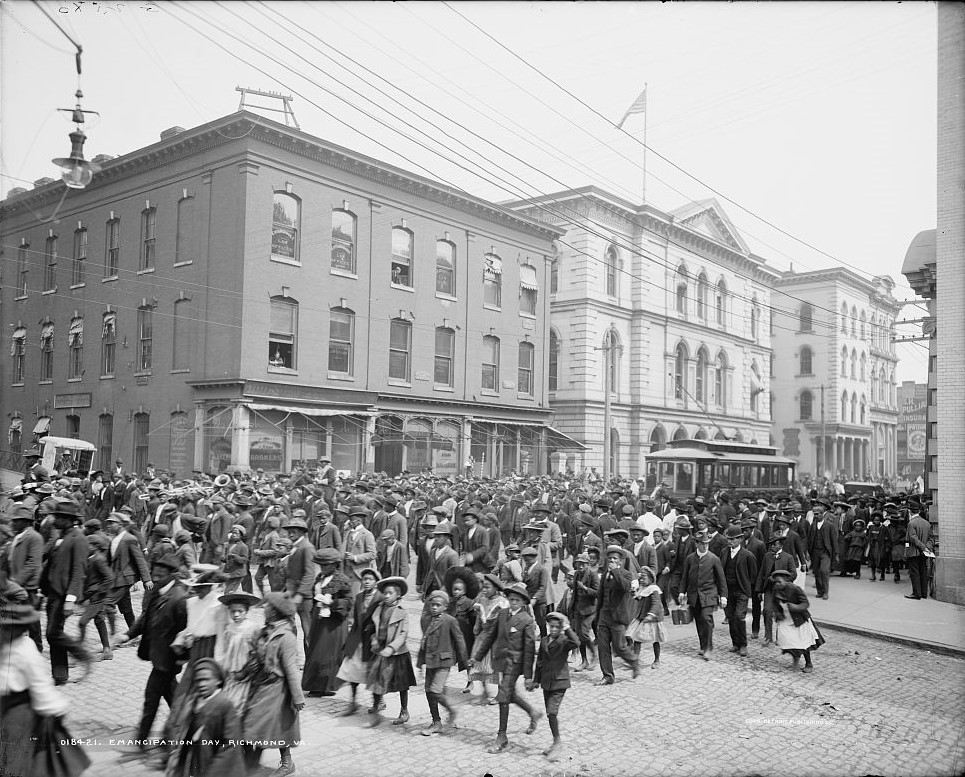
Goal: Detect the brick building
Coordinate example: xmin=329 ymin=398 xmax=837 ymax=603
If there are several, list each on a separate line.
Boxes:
xmin=1 ymin=111 xmax=578 ymax=478
xmin=506 ymin=188 xmax=778 ymax=477
xmin=770 ymin=269 xmax=901 ymax=480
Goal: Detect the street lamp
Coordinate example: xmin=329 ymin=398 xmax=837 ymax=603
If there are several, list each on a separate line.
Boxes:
xmin=52 ymin=90 xmax=96 ymax=190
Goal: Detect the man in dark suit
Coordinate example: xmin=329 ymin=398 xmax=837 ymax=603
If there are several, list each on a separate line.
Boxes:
xmin=679 ymin=530 xmax=727 ymax=661
xmin=904 ymin=497 xmax=932 ymax=600
xmin=574 ymin=511 xmax=603 ymax=556
xmin=593 ymin=545 xmax=639 ymax=685
xmin=806 ymin=500 xmax=837 ymax=600
xmin=755 ymin=535 xmax=798 ymax=645
xmin=5 ymin=505 xmax=44 ymax=650
xmin=629 ymin=525 xmax=656 ymax=573
xmin=741 ymin=519 xmax=767 ymax=639
xmin=115 ymin=554 xmax=188 ymax=749
xmin=104 ymin=512 xmax=152 ymax=633
xmin=721 ymin=525 xmax=758 ymax=656
xmin=469 ymin=582 xmax=539 ymax=754
xmin=460 ymin=508 xmax=494 ymax=573
xmin=283 ymin=515 xmax=316 ymax=652
xmin=39 ymin=499 xmax=92 ymax=684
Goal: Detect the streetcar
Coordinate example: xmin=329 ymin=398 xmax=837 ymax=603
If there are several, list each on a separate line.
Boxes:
xmin=644 ymin=439 xmax=796 ymax=501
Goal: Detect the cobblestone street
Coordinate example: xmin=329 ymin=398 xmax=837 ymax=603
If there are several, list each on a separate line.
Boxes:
xmin=58 ymin=598 xmax=965 ymax=777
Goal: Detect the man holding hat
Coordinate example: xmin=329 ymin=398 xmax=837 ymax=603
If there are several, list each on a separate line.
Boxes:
xmin=721 ymin=525 xmax=758 ymax=656
xmin=593 ymin=546 xmax=639 ymax=684
xmin=679 ymin=530 xmax=727 ymax=660
xmin=39 ymin=499 xmax=92 ymax=684
xmin=6 ymin=504 xmax=44 ymax=650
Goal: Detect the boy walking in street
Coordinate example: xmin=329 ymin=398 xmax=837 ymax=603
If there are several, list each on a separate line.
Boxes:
xmin=417 ymin=590 xmax=468 ymax=736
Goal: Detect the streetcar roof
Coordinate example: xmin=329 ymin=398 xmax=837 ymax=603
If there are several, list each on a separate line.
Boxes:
xmin=647 ymin=449 xmax=796 ymax=466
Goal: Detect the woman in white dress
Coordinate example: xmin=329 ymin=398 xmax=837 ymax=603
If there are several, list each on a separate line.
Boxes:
xmin=214 ymin=592 xmax=262 ymax=714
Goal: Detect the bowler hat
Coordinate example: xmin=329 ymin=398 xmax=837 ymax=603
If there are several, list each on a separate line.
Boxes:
xmin=724 ymin=525 xmax=743 ymax=539
xmin=49 ymin=498 xmax=81 ymax=519
xmin=673 ymin=516 xmax=693 ymax=531
xmin=282 ymin=516 xmax=308 ymax=531
xmin=502 ymin=582 xmax=531 ymax=603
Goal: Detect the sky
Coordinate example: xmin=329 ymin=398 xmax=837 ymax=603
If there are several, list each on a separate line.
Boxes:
xmin=1 ymin=1 xmax=936 ymax=381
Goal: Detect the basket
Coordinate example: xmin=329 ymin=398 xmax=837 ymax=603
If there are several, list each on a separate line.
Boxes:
xmin=671 ymin=607 xmax=693 ymax=625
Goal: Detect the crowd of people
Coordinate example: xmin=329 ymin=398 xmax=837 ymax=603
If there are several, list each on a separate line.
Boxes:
xmin=0 ymin=457 xmax=934 ymax=776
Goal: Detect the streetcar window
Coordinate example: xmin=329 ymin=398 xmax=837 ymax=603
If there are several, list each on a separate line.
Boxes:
xmin=717 ymin=463 xmax=730 ymax=485
xmin=775 ymin=466 xmax=789 ymax=486
xmin=676 ymin=462 xmax=694 ymax=494
xmin=760 ymin=466 xmax=771 ymax=487
xmin=658 ymin=462 xmax=674 ymax=488
xmin=745 ymin=465 xmax=759 ymax=486
xmin=700 ymin=464 xmax=713 ymax=490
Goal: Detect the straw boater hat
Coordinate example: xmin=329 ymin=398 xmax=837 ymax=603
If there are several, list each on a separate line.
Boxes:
xmin=377 ymin=576 xmax=409 ymax=596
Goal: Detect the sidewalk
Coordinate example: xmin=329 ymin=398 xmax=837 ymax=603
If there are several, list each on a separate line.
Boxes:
xmin=801 ymin=571 xmax=965 ymax=657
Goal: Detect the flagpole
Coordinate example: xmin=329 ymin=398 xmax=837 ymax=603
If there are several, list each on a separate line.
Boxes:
xmin=642 ymin=81 xmax=648 ymax=206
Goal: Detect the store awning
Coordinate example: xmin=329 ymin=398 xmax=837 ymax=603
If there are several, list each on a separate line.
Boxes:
xmin=244 ymin=402 xmax=373 ymax=418
xmin=484 ymin=254 xmax=503 ymax=279
xmin=33 ymin=417 xmax=51 ymax=435
xmin=9 ymin=418 xmax=22 ymax=433
xmin=544 ymin=425 xmax=586 ymax=450
xmin=519 ymin=264 xmax=539 ymax=292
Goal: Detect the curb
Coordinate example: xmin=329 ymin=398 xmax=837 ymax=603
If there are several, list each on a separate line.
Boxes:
xmin=816 ymin=619 xmax=965 ymax=659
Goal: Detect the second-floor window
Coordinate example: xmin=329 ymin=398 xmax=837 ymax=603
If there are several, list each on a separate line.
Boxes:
xmin=11 ymin=328 xmax=26 ymax=384
xmin=39 ymin=322 xmax=54 ymax=381
xmin=483 ymin=253 xmax=502 ymax=308
xmin=328 ymin=308 xmax=354 ymax=375
xmin=518 ymin=342 xmax=535 ymax=396
xmin=388 ymin=319 xmax=411 ymax=381
xmin=68 ymin=318 xmax=84 ymax=379
xmin=434 ymin=327 xmax=454 ymax=387
xmin=101 ymin=313 xmax=117 ymax=376
xmin=482 ymin=335 xmax=499 ymax=391
xmin=137 ymin=307 xmax=154 ymax=371
xmin=17 ymin=244 xmax=28 ymax=296
xmin=519 ymin=264 xmax=538 ymax=316
xmin=268 ymin=297 xmax=298 ymax=369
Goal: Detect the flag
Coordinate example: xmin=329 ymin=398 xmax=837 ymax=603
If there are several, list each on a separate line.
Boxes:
xmin=617 ymin=87 xmax=647 ymax=129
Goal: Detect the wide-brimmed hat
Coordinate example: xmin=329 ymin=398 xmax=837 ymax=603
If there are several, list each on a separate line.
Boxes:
xmin=8 ymin=505 xmax=34 ymax=523
xmin=152 ymin=554 xmax=182 ymax=571
xmin=433 ymin=522 xmax=454 ymax=536
xmin=852 ymin=518 xmax=867 ymax=530
xmin=445 ymin=565 xmax=480 ymax=599
xmin=673 ymin=516 xmax=693 ymax=531
xmin=604 ymin=544 xmax=628 ymax=559
xmin=218 ymin=592 xmax=260 ymax=608
xmin=502 ymin=582 xmax=531 ymax=603
xmin=377 ymin=576 xmax=409 ymax=596
xmin=263 ymin=592 xmax=296 ymax=618
xmin=282 ymin=516 xmax=308 ymax=531
xmin=724 ymin=525 xmax=743 ymax=539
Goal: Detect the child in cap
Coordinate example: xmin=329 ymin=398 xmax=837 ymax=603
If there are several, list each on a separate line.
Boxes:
xmin=416 ymin=590 xmax=468 ymax=736
xmin=526 ymin=611 xmax=579 ymax=762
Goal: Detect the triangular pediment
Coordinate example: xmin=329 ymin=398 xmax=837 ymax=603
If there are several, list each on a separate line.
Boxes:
xmin=670 ymin=198 xmax=749 ymax=255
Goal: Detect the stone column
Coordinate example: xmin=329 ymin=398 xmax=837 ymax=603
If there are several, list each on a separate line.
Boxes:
xmin=231 ymin=404 xmax=251 ymax=471
xmin=193 ymin=404 xmax=205 ymax=474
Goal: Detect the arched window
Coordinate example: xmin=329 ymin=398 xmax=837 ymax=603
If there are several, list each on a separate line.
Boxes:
xmin=860 ymin=310 xmax=867 ymax=339
xmin=696 ymin=273 xmax=708 ymax=320
xmin=799 ymin=346 xmax=813 ymax=376
xmin=714 ymin=430 xmax=728 ymax=441
xmin=851 ymin=306 xmax=857 ymax=337
xmin=518 ymin=341 xmax=535 ymax=396
xmin=694 ymin=428 xmax=708 ymax=440
xmin=329 ymin=308 xmax=355 ymax=376
xmin=860 ymin=396 xmax=867 ymax=425
xmin=716 ymin=279 xmax=727 ymax=327
xmin=332 ymin=209 xmax=357 ymax=273
xmin=649 ymin=426 xmax=667 ymax=453
xmin=271 ymin=192 xmax=299 ymax=260
xmin=519 ymin=263 xmax=538 ymax=315
xmin=714 ymin=351 xmax=727 ymax=408
xmin=548 ymin=330 xmax=560 ymax=391
xmin=841 ymin=347 xmax=848 ymax=378
xmin=391 ymin=227 xmax=413 ymax=287
xmin=841 ymin=391 xmax=849 ymax=422
xmin=674 ymin=342 xmax=687 ymax=400
xmin=675 ymin=265 xmax=688 ymax=315
xmin=851 ymin=392 xmax=858 ymax=424
xmin=750 ymin=361 xmax=762 ymax=414
xmin=799 ymin=302 xmax=813 ymax=332
xmin=672 ymin=426 xmax=689 ymax=441
xmin=101 ymin=312 xmax=117 ymax=377
xmin=860 ymin=352 xmax=867 ymax=381
xmin=68 ymin=317 xmax=84 ymax=379
xmin=481 ymin=335 xmax=500 ymax=390
xmin=483 ymin=253 xmax=502 ymax=308
xmin=435 ymin=239 xmax=455 ymax=295
xmin=39 ymin=321 xmax=54 ymax=382
xmin=605 ymin=245 xmax=619 ymax=297
xmin=800 ymin=390 xmax=813 ymax=421
xmin=871 ymin=366 xmax=878 ymax=403
xmin=850 ymin=348 xmax=857 ymax=379
xmin=695 ymin=348 xmax=708 ymax=403
xmin=841 ymin=302 xmax=848 ymax=333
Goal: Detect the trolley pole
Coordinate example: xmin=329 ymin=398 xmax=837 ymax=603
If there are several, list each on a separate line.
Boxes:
xmin=820 ymin=384 xmax=827 ymax=477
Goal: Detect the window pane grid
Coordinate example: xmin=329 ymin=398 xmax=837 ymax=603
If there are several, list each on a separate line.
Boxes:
xmin=106 ymin=219 xmax=119 ymax=276
xmin=332 ymin=211 xmax=356 ymax=273
xmin=482 ymin=336 xmax=499 ymax=390
xmin=517 ymin=343 xmax=534 ymax=395
xmin=141 ymin=209 xmax=156 ymax=270
xmin=391 ymin=228 xmax=413 ymax=287
xmin=434 ymin=327 xmax=454 ymax=386
xmin=388 ymin=320 xmax=411 ymax=381
xmin=44 ymin=237 xmax=57 ymax=291
xmin=72 ymin=229 xmax=87 ymax=285
xmin=329 ymin=310 xmax=354 ymax=375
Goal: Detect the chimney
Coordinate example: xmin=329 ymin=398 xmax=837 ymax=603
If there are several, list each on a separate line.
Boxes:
xmin=7 ymin=187 xmax=27 ymax=197
xmin=160 ymin=126 xmax=186 ymax=140
xmin=33 ymin=177 xmax=55 ymax=188
xmin=92 ymin=154 xmax=115 ymax=165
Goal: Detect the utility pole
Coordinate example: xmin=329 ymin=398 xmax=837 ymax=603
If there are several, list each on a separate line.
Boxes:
xmin=820 ymin=384 xmax=827 ymax=477
xmin=596 ymin=336 xmax=614 ymax=482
